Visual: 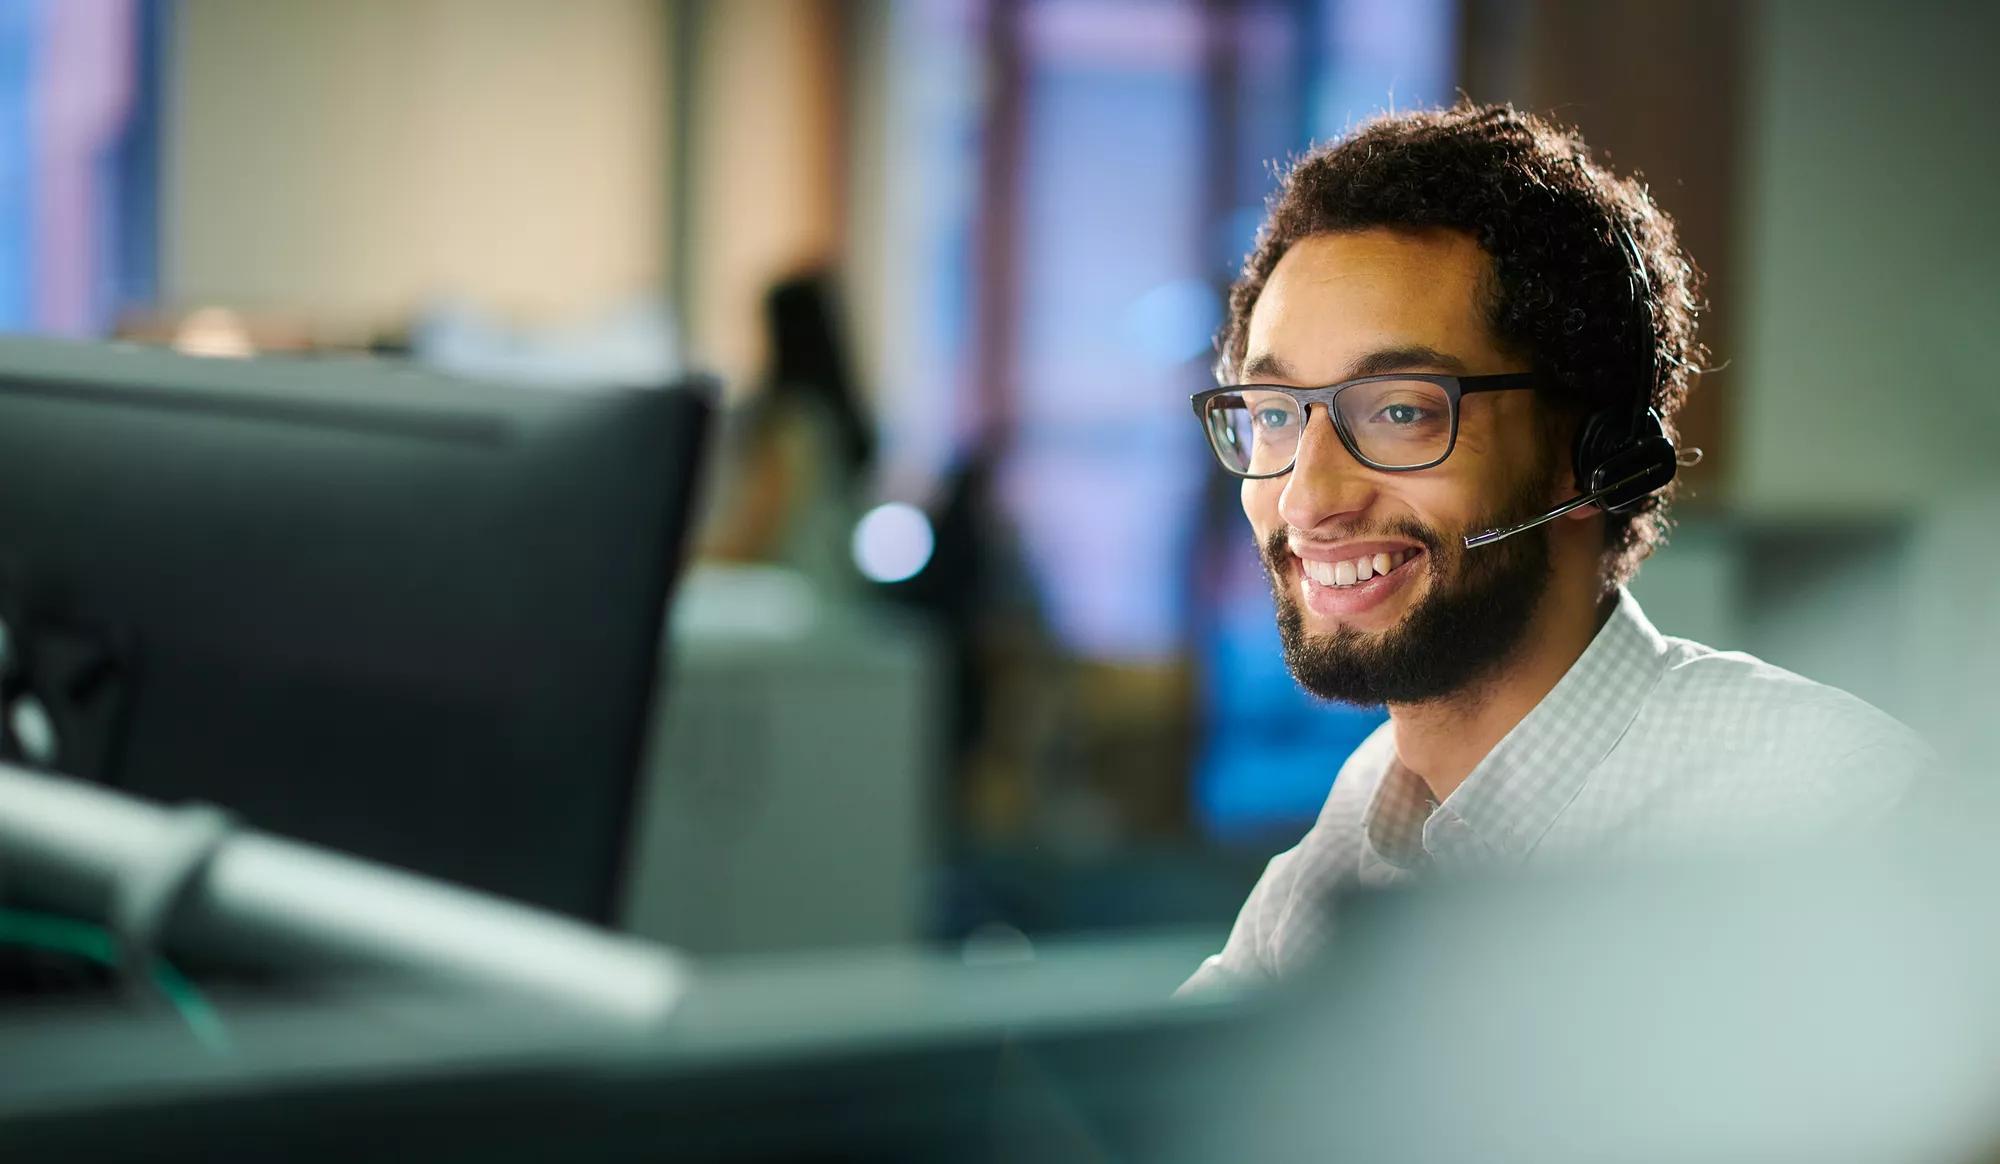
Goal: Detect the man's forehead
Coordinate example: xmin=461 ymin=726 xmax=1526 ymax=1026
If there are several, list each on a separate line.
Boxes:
xmin=1239 ymin=345 xmax=1468 ymax=384
xmin=1243 ymin=228 xmax=1497 ymax=383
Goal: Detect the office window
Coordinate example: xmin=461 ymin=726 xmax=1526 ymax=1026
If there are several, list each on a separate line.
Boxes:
xmin=0 ymin=0 xmax=161 ymax=336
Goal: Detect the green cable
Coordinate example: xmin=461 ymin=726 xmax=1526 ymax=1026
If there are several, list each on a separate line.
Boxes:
xmin=0 ymin=906 xmax=230 ymax=1054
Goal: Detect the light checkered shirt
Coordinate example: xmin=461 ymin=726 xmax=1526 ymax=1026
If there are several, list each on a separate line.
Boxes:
xmin=1183 ymin=587 xmax=1927 ymax=992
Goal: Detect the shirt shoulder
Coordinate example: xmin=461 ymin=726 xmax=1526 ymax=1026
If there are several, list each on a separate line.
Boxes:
xmin=1572 ymin=636 xmax=1929 ymax=848
xmin=1179 ymin=722 xmax=1395 ymax=992
xmin=1654 ymin=636 xmax=1924 ymax=759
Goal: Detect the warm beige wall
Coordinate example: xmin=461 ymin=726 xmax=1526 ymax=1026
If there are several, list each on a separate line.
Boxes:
xmin=166 ymin=0 xmax=669 ymax=337
xmin=680 ymin=0 xmax=843 ymax=395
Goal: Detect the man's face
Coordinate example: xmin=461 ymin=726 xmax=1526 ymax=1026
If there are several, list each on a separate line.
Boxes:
xmin=1238 ymin=228 xmax=1563 ymax=706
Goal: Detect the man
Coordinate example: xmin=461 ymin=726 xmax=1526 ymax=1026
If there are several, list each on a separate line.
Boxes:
xmin=1183 ymin=103 xmax=1923 ymax=991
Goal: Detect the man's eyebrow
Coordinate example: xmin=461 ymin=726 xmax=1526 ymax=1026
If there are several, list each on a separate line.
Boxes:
xmin=1238 ymin=351 xmax=1296 ymax=382
xmin=1238 ymin=345 xmax=1468 ymax=384
xmin=1345 ymin=345 xmax=1469 ymax=378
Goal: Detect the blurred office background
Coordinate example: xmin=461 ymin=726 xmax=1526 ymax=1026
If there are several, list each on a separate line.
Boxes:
xmin=2 ymin=0 xmax=1993 ymax=959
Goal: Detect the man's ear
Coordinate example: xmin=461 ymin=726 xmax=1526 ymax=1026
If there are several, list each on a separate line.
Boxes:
xmin=1554 ymin=457 xmax=1606 ymax=523
xmin=1554 ymin=464 xmax=1601 ymax=522
xmin=1540 ymin=404 xmax=1599 ymax=520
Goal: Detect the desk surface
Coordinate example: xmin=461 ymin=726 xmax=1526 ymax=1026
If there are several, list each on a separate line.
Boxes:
xmin=0 ymin=930 xmax=1243 ymax=1162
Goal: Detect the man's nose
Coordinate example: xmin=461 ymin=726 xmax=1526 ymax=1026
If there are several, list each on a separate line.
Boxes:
xmin=1276 ymin=406 xmax=1380 ymax=532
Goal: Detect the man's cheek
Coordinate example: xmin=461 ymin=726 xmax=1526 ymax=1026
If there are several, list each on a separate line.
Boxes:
xmin=1241 ymin=479 xmax=1279 ymax=530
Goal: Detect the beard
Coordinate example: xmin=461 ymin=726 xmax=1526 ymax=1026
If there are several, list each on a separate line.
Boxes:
xmin=1262 ymin=470 xmax=1557 ymax=708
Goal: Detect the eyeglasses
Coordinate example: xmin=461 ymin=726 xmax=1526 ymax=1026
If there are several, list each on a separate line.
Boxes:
xmin=1190 ymin=372 xmax=1536 ymax=478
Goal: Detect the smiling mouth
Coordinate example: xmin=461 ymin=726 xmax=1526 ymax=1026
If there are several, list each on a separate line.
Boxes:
xmin=1296 ymin=547 xmax=1422 ymax=589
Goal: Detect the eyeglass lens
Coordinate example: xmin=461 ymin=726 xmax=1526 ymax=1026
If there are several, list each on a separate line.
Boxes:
xmin=1202 ymin=379 xmax=1454 ymax=475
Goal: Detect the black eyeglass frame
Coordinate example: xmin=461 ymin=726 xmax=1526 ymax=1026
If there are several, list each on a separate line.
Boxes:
xmin=1190 ymin=372 xmax=1538 ymax=479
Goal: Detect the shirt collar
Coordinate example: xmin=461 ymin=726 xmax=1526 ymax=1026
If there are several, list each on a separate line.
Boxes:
xmin=1361 ymin=587 xmax=1672 ymax=872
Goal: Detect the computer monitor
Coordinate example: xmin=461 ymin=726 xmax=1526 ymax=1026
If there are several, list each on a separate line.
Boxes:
xmin=0 ymin=337 xmax=713 ymax=923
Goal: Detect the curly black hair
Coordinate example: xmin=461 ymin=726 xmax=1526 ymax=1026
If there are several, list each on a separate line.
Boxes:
xmin=1217 ymin=101 xmax=1703 ymax=585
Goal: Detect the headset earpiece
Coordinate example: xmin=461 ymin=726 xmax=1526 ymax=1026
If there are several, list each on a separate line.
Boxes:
xmin=1462 ymin=223 xmax=1686 ymax=550
xmin=1581 ymin=407 xmax=1677 ymax=512
xmin=1572 ymin=405 xmax=1632 ymax=493
xmin=1568 ymin=223 xmax=1679 ymax=515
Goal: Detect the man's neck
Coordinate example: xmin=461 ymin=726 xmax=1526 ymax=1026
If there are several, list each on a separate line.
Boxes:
xmin=1386 ymin=572 xmax=1616 ymax=803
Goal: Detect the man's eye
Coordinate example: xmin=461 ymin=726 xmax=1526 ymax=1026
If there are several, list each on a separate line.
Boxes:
xmin=1376 ymin=403 xmax=1429 ymax=426
xmin=1254 ymin=407 xmax=1296 ymax=430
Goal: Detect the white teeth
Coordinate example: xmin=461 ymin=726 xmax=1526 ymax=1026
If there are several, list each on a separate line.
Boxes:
xmin=1302 ymin=548 xmax=1415 ymax=589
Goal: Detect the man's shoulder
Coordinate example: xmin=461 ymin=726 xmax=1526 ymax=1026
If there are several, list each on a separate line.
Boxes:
xmin=1179 ymin=722 xmax=1395 ymax=992
xmin=1614 ymin=635 xmax=1929 ymax=828
xmin=1270 ymin=722 xmax=1397 ymax=905
xmin=1651 ymin=635 xmax=1922 ymax=756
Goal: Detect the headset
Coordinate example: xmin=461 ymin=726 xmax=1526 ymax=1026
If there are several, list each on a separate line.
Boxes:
xmin=1463 ymin=221 xmax=1682 ymax=550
